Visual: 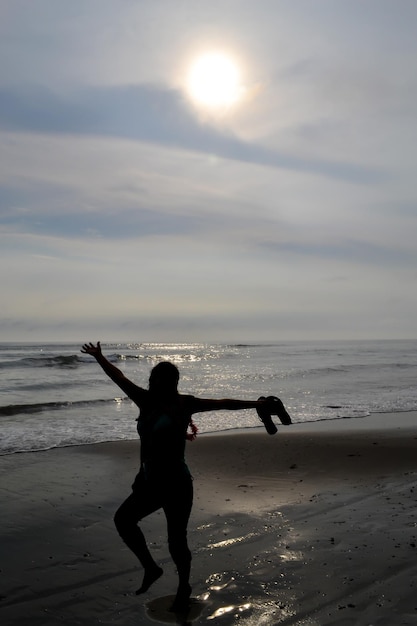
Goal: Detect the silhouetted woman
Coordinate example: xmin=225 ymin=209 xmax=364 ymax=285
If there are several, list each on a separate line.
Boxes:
xmin=81 ymin=341 xmax=287 ymax=611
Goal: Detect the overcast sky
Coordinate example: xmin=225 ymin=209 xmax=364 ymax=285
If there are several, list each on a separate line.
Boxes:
xmin=1 ymin=0 xmax=416 ymax=342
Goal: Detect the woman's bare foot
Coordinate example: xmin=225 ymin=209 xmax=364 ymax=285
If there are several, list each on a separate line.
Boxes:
xmin=169 ymin=582 xmax=192 ymax=612
xmin=135 ymin=566 xmax=163 ymax=595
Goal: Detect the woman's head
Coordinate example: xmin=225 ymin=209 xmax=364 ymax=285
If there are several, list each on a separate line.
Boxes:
xmin=148 ymin=361 xmax=180 ymax=396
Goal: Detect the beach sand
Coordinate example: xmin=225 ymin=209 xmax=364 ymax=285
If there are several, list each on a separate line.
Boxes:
xmin=1 ymin=412 xmax=417 ymax=625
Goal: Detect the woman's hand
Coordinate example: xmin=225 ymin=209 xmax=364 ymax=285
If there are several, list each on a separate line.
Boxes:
xmin=81 ymin=341 xmax=102 ymax=358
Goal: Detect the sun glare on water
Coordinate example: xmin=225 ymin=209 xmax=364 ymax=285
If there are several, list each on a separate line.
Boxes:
xmin=186 ymin=52 xmax=244 ymax=110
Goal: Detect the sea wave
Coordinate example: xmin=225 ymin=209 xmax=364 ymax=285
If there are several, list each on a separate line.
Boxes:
xmin=0 ymin=354 xmax=83 ymax=369
xmin=0 ymin=397 xmax=126 ymax=418
xmin=113 ymin=351 xmax=224 ymax=363
xmin=288 ymin=362 xmax=416 ymax=378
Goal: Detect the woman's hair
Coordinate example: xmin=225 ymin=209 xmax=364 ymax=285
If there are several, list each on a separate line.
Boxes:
xmin=148 ymin=361 xmax=180 ymax=395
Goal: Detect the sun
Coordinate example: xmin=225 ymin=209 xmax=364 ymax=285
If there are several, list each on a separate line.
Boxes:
xmin=186 ymin=52 xmax=243 ymax=109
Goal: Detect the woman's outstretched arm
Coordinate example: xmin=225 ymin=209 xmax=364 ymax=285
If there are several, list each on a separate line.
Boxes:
xmin=189 ymin=397 xmax=268 ymax=414
xmin=189 ymin=395 xmax=292 ymax=429
xmin=80 ymin=342 xmax=145 ymax=399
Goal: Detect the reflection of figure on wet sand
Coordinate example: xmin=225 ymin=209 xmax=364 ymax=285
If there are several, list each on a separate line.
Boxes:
xmin=81 ymin=342 xmax=291 ymax=612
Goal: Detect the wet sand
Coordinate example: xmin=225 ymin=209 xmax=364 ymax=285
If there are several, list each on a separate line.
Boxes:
xmin=1 ymin=412 xmax=417 ymax=625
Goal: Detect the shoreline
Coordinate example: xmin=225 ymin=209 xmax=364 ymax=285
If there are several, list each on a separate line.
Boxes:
xmin=1 ymin=411 xmax=417 ymax=625
xmin=2 ymin=408 xmax=417 ymax=458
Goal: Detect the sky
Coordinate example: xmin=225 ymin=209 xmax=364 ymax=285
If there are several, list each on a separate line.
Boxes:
xmin=1 ymin=0 xmax=417 ymax=343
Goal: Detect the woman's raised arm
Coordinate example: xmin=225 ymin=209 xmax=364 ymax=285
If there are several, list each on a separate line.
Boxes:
xmin=81 ymin=342 xmax=144 ymax=400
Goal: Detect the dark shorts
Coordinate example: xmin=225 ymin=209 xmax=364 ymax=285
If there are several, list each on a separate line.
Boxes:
xmin=114 ymin=467 xmax=193 ymax=564
xmin=126 ymin=467 xmax=193 ymax=524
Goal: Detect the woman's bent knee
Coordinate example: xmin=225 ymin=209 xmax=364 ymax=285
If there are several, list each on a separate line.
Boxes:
xmin=114 ymin=503 xmax=134 ymax=536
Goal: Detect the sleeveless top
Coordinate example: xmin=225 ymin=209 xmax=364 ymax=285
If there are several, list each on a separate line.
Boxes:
xmin=136 ymin=396 xmax=194 ymax=481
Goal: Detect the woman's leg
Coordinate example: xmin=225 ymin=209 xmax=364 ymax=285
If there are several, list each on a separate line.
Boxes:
xmin=114 ymin=476 xmax=163 ymax=594
xmin=163 ymin=475 xmax=193 ymax=609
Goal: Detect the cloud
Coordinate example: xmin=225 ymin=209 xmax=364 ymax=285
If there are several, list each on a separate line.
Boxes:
xmin=0 ymin=181 xmax=203 ymax=239
xmin=260 ymin=237 xmax=417 ymax=267
xmin=0 ymin=83 xmax=382 ymax=183
xmin=1 ymin=1 xmax=417 ymax=342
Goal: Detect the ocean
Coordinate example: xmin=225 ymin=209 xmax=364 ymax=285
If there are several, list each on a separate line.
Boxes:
xmin=1 ymin=340 xmax=417 ymax=455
